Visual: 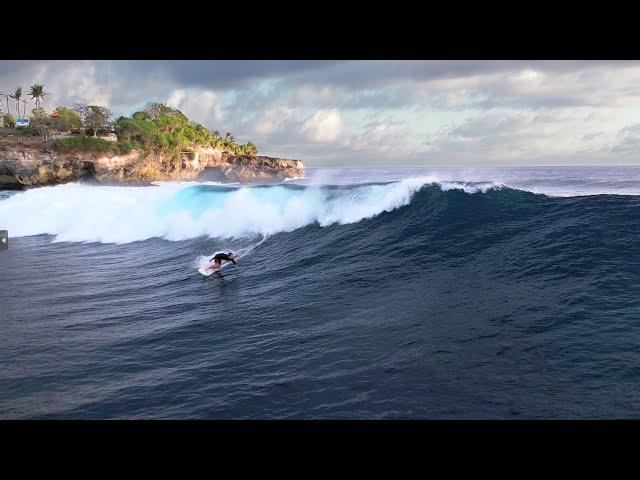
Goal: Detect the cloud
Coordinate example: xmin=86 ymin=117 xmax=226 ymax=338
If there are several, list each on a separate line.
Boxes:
xmin=347 ymin=120 xmax=410 ymax=154
xmin=4 ymin=60 xmax=640 ymax=166
xmin=611 ymin=124 xmax=640 ymax=154
xmin=166 ymin=89 xmax=225 ymax=125
xmin=423 ymin=108 xmax=620 ymax=162
xmin=299 ymin=109 xmax=343 ymax=142
xmin=249 ymin=105 xmax=298 ymax=136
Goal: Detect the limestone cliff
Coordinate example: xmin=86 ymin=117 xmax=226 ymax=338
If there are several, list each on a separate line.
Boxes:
xmin=199 ymin=150 xmax=304 ymax=183
xmin=0 ymin=138 xmax=305 ymax=189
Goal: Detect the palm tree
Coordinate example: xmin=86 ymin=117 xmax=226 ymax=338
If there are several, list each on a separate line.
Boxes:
xmin=10 ymin=87 xmax=21 ymax=118
xmin=21 ymin=98 xmax=29 ymax=118
xmin=30 ymin=84 xmax=46 ymax=110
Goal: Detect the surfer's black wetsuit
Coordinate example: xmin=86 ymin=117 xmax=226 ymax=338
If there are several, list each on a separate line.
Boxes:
xmin=210 ymin=252 xmax=237 ymax=265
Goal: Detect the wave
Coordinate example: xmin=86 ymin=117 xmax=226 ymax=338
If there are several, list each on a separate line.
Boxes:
xmin=0 ymin=177 xmax=481 ymax=244
xmin=1 ymin=174 xmax=611 ymax=245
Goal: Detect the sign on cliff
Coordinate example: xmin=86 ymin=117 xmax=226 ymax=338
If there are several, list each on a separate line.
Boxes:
xmin=15 ymin=118 xmax=29 ymax=127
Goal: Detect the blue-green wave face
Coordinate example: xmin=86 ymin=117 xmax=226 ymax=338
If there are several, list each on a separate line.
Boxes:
xmin=163 ymin=185 xmax=235 ymax=218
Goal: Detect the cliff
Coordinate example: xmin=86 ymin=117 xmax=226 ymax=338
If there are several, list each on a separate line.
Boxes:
xmin=200 ymin=150 xmax=304 ymax=182
xmin=0 ymin=138 xmax=305 ymax=189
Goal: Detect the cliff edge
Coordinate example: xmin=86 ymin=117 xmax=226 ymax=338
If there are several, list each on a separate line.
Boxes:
xmin=0 ymin=138 xmax=305 ymax=189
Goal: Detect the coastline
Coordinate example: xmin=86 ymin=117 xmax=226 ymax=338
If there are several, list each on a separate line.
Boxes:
xmin=0 ymin=137 xmax=305 ymax=190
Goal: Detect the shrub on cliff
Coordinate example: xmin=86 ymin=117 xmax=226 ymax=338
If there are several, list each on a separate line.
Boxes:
xmin=3 ymin=114 xmax=16 ymax=128
xmin=243 ymin=141 xmax=258 ymax=156
xmin=116 ymin=140 xmax=134 ymax=155
xmin=30 ymin=108 xmax=53 ymax=141
xmin=53 ymin=136 xmax=119 ymax=153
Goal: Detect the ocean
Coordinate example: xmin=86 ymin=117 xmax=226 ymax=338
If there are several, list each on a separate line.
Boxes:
xmin=1 ymin=166 xmax=640 ymax=419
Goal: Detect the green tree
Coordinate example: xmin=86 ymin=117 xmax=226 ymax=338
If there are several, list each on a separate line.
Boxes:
xmin=243 ymin=141 xmax=258 ymax=155
xmin=30 ymin=108 xmax=52 ymax=141
xmin=144 ymin=102 xmax=179 ymax=120
xmin=132 ymin=110 xmax=152 ymax=122
xmin=76 ymin=104 xmax=112 ymax=137
xmin=10 ymin=87 xmax=21 ymax=117
xmin=29 ymin=84 xmax=46 ymax=109
xmin=3 ymin=114 xmax=15 ymax=128
xmin=52 ymin=106 xmax=83 ymax=132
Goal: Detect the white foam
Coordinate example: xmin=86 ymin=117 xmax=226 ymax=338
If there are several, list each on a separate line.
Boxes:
xmin=0 ymin=177 xmax=472 ymax=244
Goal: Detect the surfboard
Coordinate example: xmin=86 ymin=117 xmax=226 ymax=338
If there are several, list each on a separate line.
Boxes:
xmin=198 ymin=265 xmax=218 ymax=277
xmin=199 ymin=260 xmax=235 ymax=276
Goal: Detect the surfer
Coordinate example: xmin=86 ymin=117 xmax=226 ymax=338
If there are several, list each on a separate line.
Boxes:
xmin=206 ymin=251 xmax=237 ymax=273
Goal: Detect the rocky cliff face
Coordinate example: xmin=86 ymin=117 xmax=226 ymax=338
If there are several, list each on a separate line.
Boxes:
xmin=0 ymin=139 xmax=305 ymax=189
xmin=199 ymin=150 xmax=304 ymax=182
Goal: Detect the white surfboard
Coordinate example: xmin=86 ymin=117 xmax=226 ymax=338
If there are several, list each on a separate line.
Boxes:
xmin=198 ymin=266 xmax=217 ymax=277
xmin=199 ymin=264 xmax=230 ymax=276
xmin=200 ymin=251 xmax=228 ymax=276
xmin=199 ymin=259 xmax=236 ymax=276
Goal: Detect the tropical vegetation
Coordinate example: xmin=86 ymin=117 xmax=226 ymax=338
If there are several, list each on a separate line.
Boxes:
xmin=29 ymin=84 xmax=46 ymax=109
xmin=10 ymin=87 xmax=21 ymax=116
xmin=52 ymin=106 xmax=82 ymax=131
xmin=53 ymin=135 xmax=130 ymax=155
xmin=113 ymin=102 xmax=258 ymax=157
xmin=1 ymin=86 xmax=259 ymax=158
xmin=3 ymin=114 xmax=15 ymax=128
xmin=30 ymin=108 xmax=53 ymax=141
xmin=76 ymin=104 xmax=111 ymax=137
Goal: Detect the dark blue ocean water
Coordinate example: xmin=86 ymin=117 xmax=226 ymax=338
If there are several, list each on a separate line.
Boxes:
xmin=2 ymin=166 xmax=640 ymax=419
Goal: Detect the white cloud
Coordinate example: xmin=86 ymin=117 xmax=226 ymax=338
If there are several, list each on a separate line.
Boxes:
xmin=423 ymin=108 xmax=624 ymax=162
xmin=347 ymin=121 xmax=409 ymax=153
xmin=611 ymin=124 xmax=640 ymax=154
xmin=293 ymin=84 xmax=340 ymax=106
xmin=298 ymin=108 xmax=343 ymax=142
xmin=250 ymin=105 xmax=298 ymax=135
xmin=166 ymin=89 xmax=225 ymax=125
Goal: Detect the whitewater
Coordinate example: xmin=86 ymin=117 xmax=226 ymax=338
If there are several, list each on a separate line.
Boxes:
xmin=0 ymin=176 xmax=491 ymax=244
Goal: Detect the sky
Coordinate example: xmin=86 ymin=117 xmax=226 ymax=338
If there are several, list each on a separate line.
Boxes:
xmin=2 ymin=60 xmax=640 ymax=167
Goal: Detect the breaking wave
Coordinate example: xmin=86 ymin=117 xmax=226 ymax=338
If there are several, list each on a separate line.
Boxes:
xmin=0 ymin=177 xmax=499 ymax=244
